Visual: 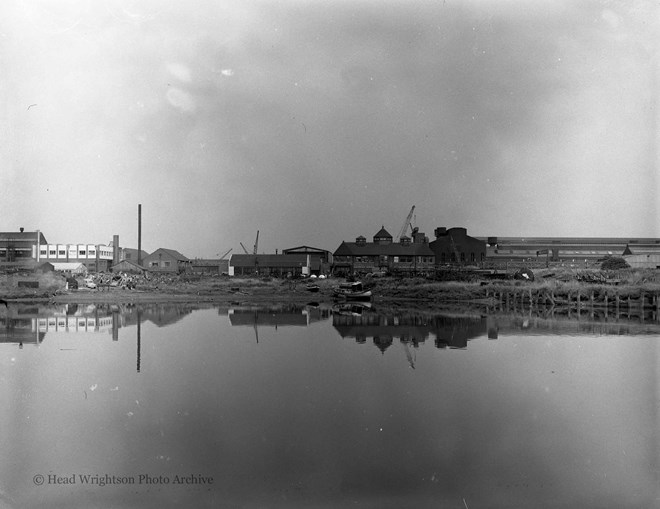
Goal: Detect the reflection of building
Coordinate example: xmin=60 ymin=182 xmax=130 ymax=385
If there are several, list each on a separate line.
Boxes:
xmin=333 ymin=309 xmax=488 ymax=352
xmin=229 ymin=305 xmax=331 ymax=327
xmin=0 ymin=318 xmax=45 ymax=346
xmin=0 ymin=304 xmax=116 ymax=346
xmin=432 ymin=315 xmax=487 ymax=349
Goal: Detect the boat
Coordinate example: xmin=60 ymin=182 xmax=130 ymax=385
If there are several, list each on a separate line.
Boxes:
xmin=332 ymin=281 xmax=372 ymax=300
xmin=332 ymin=302 xmax=373 ymax=316
xmin=306 ymin=284 xmax=320 ymax=293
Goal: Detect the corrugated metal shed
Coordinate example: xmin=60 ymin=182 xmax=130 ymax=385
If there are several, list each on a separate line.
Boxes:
xmin=623 ymin=253 xmax=660 ymax=269
xmin=51 ymin=262 xmax=87 ymax=274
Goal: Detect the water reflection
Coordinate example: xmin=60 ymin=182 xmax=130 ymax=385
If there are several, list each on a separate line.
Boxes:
xmin=0 ymin=303 xmax=197 ymax=344
xmin=0 ymin=301 xmax=658 ymax=508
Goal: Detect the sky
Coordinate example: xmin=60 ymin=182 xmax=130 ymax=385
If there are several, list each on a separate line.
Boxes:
xmin=1 ymin=0 xmax=659 ymax=257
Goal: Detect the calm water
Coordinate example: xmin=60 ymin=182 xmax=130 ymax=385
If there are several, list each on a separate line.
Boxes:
xmin=0 ymin=302 xmax=658 ymax=509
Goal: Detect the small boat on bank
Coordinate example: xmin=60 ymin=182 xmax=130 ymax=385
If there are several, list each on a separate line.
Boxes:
xmin=332 ymin=302 xmax=373 ymax=316
xmin=306 ymin=284 xmax=320 ymax=293
xmin=332 ymin=281 xmax=372 ymax=300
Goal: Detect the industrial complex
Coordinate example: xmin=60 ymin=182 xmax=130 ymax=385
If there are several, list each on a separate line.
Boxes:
xmin=2 ymin=206 xmax=660 ymax=277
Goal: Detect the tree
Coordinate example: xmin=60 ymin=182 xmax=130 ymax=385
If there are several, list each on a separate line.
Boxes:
xmin=600 ymin=257 xmax=629 ymax=270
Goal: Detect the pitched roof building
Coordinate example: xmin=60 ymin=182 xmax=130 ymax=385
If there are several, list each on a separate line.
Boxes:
xmin=141 ymin=248 xmax=190 ymax=273
xmin=333 ymin=227 xmax=435 ymax=275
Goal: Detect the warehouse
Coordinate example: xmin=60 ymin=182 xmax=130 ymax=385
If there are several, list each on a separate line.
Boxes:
xmin=229 ymin=254 xmax=311 ymax=277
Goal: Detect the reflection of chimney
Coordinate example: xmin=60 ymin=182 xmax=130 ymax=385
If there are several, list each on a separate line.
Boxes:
xmin=112 ymin=311 xmax=119 ymax=341
xmin=138 ymin=204 xmax=142 ymax=266
xmin=137 ymin=309 xmax=141 ymax=373
xmin=113 ymin=235 xmax=119 ymax=265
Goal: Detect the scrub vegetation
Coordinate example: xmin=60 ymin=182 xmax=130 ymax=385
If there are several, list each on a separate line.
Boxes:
xmin=0 ymin=265 xmax=659 ymax=306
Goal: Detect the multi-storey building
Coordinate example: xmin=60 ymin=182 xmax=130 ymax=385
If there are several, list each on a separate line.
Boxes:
xmin=38 ymin=243 xmax=114 ymax=272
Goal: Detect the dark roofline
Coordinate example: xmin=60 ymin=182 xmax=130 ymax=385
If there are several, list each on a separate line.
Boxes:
xmin=147 ymin=248 xmax=189 ymax=261
xmin=333 ymin=241 xmax=434 ymax=257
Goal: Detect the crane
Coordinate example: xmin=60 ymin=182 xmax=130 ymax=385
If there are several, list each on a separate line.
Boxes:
xmin=253 ymin=230 xmax=259 ymax=255
xmin=397 ymin=205 xmax=416 ymax=241
xmin=218 ymin=248 xmax=232 ymax=259
xmin=240 ymin=243 xmax=250 ymax=254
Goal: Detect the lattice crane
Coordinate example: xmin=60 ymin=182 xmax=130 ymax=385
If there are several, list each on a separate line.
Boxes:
xmin=397 ymin=205 xmax=416 ymax=241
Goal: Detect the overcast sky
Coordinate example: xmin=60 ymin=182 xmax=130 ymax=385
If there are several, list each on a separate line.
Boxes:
xmin=1 ymin=0 xmax=658 ymax=256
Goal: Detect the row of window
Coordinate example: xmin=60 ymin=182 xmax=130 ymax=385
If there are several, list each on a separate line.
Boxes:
xmin=39 ymin=245 xmax=113 ymax=259
xmin=335 ymin=253 xmax=485 ymax=264
xmin=150 ymin=261 xmax=171 ymax=267
xmin=438 ymin=252 xmax=485 ymax=263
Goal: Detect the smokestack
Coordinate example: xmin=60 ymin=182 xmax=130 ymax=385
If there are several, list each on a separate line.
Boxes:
xmin=138 ymin=204 xmax=142 ymax=266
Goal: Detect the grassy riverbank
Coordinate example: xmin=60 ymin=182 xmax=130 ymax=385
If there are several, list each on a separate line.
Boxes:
xmin=0 ymin=266 xmax=659 ymax=305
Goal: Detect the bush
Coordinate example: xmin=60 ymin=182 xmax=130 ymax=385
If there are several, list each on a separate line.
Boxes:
xmin=600 ymin=257 xmax=629 ymax=271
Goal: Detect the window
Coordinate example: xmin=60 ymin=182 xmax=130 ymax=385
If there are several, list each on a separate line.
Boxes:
xmin=164 ymin=261 xmax=171 ymax=267
xmin=50 ymin=250 xmax=56 ymax=256
xmin=470 ymin=252 xmax=475 ymax=262
xmin=59 ymin=250 xmax=65 ymax=255
xmin=126 ymin=253 xmax=131 ymax=259
xmin=150 ymin=261 xmax=159 ymax=267
xmin=79 ymin=250 xmax=85 ymax=256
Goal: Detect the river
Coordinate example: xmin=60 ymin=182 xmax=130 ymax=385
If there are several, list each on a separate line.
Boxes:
xmin=0 ymin=301 xmax=658 ymax=508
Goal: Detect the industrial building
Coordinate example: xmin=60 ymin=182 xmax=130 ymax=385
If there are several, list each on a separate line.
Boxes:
xmin=229 ymin=254 xmax=312 ymax=277
xmin=482 ymin=236 xmax=660 ymax=267
xmin=332 ymin=227 xmax=435 ymax=275
xmin=429 ymin=227 xmax=487 ymax=266
xmin=282 ymin=246 xmax=333 ymax=274
xmin=190 ymin=258 xmax=230 ymax=275
xmin=0 ymin=229 xmax=48 ymax=268
xmin=38 ymin=243 xmax=114 ymax=272
xmin=142 ymin=248 xmax=191 ymax=273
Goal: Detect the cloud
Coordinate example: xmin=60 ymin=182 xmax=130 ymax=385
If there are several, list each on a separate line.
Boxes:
xmin=166 ymin=87 xmax=195 ymax=112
